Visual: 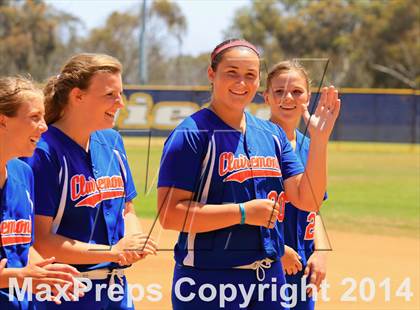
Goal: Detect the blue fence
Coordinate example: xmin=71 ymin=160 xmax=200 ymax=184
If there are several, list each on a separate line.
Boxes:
xmin=117 ymin=86 xmax=419 ymax=143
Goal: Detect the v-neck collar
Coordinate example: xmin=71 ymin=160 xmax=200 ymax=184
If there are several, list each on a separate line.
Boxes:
xmin=49 ymin=125 xmax=93 ymax=155
xmin=204 ymin=108 xmax=248 ymax=135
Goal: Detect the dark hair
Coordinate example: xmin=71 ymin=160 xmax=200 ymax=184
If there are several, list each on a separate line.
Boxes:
xmin=44 ymin=53 xmax=122 ymax=124
xmin=265 ymin=60 xmax=311 ymax=92
xmin=0 ymin=76 xmax=43 ymax=117
xmin=210 ymin=38 xmax=260 ymax=71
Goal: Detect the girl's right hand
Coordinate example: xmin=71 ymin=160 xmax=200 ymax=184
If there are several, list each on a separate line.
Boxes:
xmin=281 ymin=245 xmax=303 ymax=275
xmin=244 ymin=199 xmax=280 ymax=228
xmin=113 ymin=233 xmax=158 ymax=266
xmin=303 ymin=86 xmax=341 ymax=143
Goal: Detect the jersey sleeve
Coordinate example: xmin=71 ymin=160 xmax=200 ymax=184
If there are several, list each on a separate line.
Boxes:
xmin=157 ymin=127 xmax=205 ymax=192
xmin=116 ymin=134 xmax=137 ymax=202
xmin=277 ymin=127 xmax=304 ymax=180
xmin=25 ymin=149 xmax=61 ymax=217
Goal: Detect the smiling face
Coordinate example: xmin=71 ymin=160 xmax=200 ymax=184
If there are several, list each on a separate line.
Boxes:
xmin=2 ymin=94 xmax=47 ymax=158
xmin=208 ymin=48 xmax=260 ymax=112
xmin=265 ymin=69 xmax=310 ymax=126
xmin=78 ymin=72 xmax=124 ymax=131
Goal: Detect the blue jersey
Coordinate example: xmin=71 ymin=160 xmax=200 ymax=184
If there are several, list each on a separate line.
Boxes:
xmin=0 ymin=159 xmax=34 ymax=307
xmin=158 ymin=109 xmax=304 ymax=269
xmin=283 ymin=130 xmax=327 ymax=265
xmin=24 ymin=126 xmax=136 ymax=272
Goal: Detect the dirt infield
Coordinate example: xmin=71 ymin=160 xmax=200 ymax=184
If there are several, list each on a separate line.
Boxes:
xmin=125 ymin=219 xmax=419 ymax=309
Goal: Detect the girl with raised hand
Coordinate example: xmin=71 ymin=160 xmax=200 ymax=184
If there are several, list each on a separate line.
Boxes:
xmin=265 ymin=60 xmax=332 ymax=310
xmin=158 ymin=39 xmax=340 ymax=309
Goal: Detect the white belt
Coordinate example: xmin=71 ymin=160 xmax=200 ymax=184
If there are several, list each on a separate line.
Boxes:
xmin=79 ymin=268 xmax=125 ymax=287
xmin=234 ymin=258 xmax=274 ymax=281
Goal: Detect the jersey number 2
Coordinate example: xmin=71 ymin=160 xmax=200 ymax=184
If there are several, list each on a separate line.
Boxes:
xmin=304 ymin=212 xmax=316 ymax=240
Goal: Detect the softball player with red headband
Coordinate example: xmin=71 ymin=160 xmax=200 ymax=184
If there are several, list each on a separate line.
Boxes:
xmin=0 ymin=76 xmax=83 ymax=309
xmin=158 ymin=39 xmax=340 ymax=309
xmin=23 ymin=54 xmax=157 ymax=309
xmin=265 ymin=60 xmax=330 ymax=310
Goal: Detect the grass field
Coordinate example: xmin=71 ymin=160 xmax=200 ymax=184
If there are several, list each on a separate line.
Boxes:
xmin=124 ymin=137 xmax=420 ymax=238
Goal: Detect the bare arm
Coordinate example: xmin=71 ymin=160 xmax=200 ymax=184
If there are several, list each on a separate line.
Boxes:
xmin=33 ymin=204 xmax=157 ymax=266
xmin=158 ymin=187 xmax=281 ymax=233
xmin=158 ymin=187 xmax=241 ymax=233
xmin=34 ymin=215 xmax=120 ymax=265
xmin=284 ymin=86 xmax=340 ymax=212
xmin=123 ymin=201 xmax=142 ymax=235
xmin=314 ymin=214 xmax=329 ymax=251
xmin=117 ymin=201 xmax=158 ymax=265
xmin=284 ymin=139 xmax=327 ymax=212
xmin=29 ymin=246 xmax=45 ymax=263
xmin=305 ymin=214 xmax=328 ymax=296
xmin=0 ymin=266 xmax=21 ymax=289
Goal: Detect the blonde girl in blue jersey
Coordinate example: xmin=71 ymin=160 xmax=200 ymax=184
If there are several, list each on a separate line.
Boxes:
xmin=24 ymin=54 xmax=157 ymax=309
xmin=265 ymin=61 xmax=330 ymax=309
xmin=0 ymin=76 xmax=83 ymax=308
xmin=158 ymin=39 xmax=340 ymax=309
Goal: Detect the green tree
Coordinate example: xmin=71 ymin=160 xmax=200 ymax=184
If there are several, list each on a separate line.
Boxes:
xmin=81 ymin=11 xmax=140 ymax=83
xmin=362 ymin=0 xmax=419 ymax=88
xmin=82 ymin=0 xmax=187 ymax=84
xmin=151 ymin=0 xmax=186 ymax=47
xmin=0 ymin=0 xmax=80 ymax=80
xmin=228 ymin=0 xmax=419 ymax=88
xmin=164 ymin=53 xmax=209 ymax=86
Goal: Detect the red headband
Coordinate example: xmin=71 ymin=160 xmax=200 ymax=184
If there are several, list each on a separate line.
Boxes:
xmin=211 ymin=40 xmax=260 ymax=62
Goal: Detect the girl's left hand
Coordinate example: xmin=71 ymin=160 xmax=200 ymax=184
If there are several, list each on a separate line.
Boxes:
xmin=281 ymin=246 xmax=302 ymax=275
xmin=303 ymin=86 xmax=341 ymax=142
xmin=304 ymin=251 xmax=327 ymax=297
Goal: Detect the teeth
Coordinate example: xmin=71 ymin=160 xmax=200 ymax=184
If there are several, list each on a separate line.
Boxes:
xmin=280 ymin=105 xmax=296 ymax=110
xmin=230 ymin=90 xmax=247 ymax=95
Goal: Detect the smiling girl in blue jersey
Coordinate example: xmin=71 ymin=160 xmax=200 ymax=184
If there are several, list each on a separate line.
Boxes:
xmin=265 ymin=61 xmax=330 ymax=310
xmin=157 ymin=39 xmax=340 ymax=309
xmin=23 ymin=54 xmax=158 ymax=309
xmin=0 ymin=76 xmax=83 ymax=309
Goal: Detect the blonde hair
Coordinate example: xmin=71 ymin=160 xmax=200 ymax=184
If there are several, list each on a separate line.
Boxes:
xmin=0 ymin=76 xmax=43 ymax=117
xmin=266 ymin=60 xmax=311 ymax=92
xmin=44 ymin=53 xmax=122 ymax=124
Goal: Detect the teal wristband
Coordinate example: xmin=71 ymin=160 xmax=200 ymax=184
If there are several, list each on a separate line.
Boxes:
xmin=239 ymin=203 xmax=246 ymax=225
